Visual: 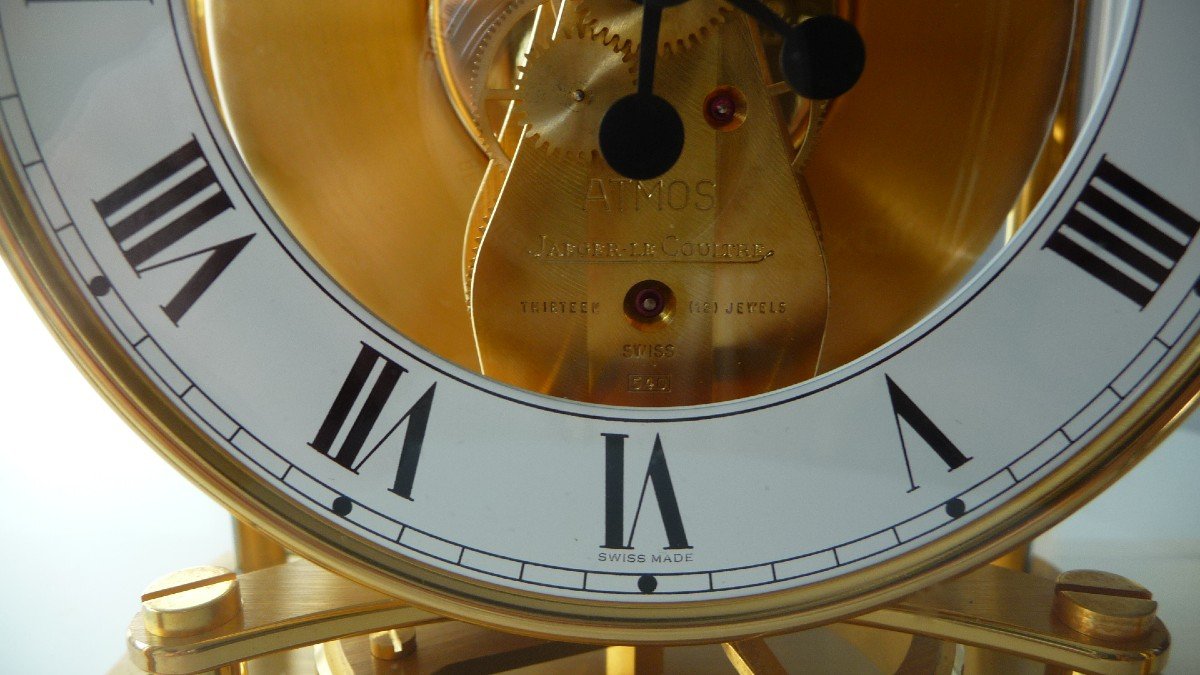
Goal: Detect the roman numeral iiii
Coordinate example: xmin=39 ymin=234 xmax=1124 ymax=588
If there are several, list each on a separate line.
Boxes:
xmin=1045 ymin=157 xmax=1199 ymax=307
xmin=94 ymin=138 xmax=253 ymax=323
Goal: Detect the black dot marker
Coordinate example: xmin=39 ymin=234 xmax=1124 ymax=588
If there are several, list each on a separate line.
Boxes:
xmin=333 ymin=496 xmax=353 ymax=516
xmin=945 ymin=498 xmax=966 ymax=519
xmin=637 ymin=574 xmax=658 ymax=594
xmin=88 ymin=276 xmax=111 ymax=297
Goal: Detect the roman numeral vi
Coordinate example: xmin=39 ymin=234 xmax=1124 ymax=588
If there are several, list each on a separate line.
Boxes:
xmin=602 ymin=433 xmax=691 ymax=550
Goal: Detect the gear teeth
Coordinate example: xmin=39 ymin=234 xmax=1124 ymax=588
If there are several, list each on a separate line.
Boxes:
xmin=465 ymin=171 xmax=504 ymax=300
xmin=575 ymin=0 xmax=729 ymax=57
xmin=589 ymin=26 xmax=634 ymax=57
xmin=661 ymin=10 xmax=729 ymax=56
xmin=524 ymin=132 xmax=591 ymax=160
xmin=465 ymin=0 xmax=546 ymax=164
xmin=526 ymin=133 xmax=551 ymax=154
xmin=510 ymin=21 xmax=637 ymax=157
xmin=582 ymin=17 xmax=635 ymax=56
xmin=462 ymin=0 xmax=721 ymax=164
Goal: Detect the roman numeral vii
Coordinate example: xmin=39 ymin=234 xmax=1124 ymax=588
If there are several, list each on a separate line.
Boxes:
xmin=94 ymin=137 xmax=253 ymax=323
xmin=602 ymin=433 xmax=691 ymax=550
xmin=311 ymin=344 xmax=436 ymax=501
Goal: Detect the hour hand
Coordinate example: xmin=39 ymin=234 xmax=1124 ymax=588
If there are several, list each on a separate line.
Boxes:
xmin=599 ymin=0 xmax=687 ymax=181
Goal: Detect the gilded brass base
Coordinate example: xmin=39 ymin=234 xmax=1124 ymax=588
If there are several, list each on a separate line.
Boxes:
xmin=114 ymin=528 xmax=1170 ymax=675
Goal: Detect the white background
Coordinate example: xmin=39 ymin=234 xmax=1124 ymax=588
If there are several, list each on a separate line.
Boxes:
xmin=1 ymin=263 xmax=1197 ymax=672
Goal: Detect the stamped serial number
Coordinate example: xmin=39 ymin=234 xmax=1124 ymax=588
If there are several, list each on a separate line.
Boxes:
xmin=628 ymin=374 xmax=672 ymax=393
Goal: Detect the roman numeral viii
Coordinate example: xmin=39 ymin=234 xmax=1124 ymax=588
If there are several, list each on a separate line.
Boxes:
xmin=1045 ymin=157 xmax=1199 ymax=307
xmin=887 ymin=376 xmax=971 ymax=492
xmin=94 ymin=138 xmax=253 ymax=323
xmin=311 ymin=344 xmax=436 ymax=501
xmin=602 ymin=434 xmax=691 ymax=550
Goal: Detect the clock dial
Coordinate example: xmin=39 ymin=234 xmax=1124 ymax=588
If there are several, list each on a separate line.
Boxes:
xmin=1 ymin=0 xmax=1198 ymax=644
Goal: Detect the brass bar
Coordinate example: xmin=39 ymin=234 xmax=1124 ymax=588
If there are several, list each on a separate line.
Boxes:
xmin=126 ymin=558 xmax=1168 ymax=675
xmin=231 ymin=518 xmax=288 ymax=572
xmin=126 ymin=559 xmax=444 ymax=675
xmin=893 ymin=636 xmax=959 ymax=675
xmin=964 ymin=541 xmax=1037 ymax=671
xmin=721 ymin=638 xmax=788 ymax=675
xmin=605 ymin=645 xmax=664 ymax=675
xmin=848 ymin=565 xmax=1169 ymax=675
xmin=316 ymin=626 xmax=602 ymax=674
xmin=962 ymin=647 xmax=1045 ymax=675
xmin=1045 ymin=667 xmax=1085 ymax=675
xmin=989 ymin=543 xmax=1031 ymax=572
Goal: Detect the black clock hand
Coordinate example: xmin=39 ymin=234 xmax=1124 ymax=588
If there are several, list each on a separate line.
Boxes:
xmin=599 ymin=0 xmax=687 ymax=181
xmin=726 ymin=0 xmax=865 ymax=100
xmin=724 ymin=0 xmax=791 ymax=35
xmin=599 ymin=0 xmax=863 ymax=179
xmin=637 ymin=0 xmax=665 ymax=96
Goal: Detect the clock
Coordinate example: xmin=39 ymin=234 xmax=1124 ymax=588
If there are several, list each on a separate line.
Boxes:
xmin=0 ymin=0 xmax=1196 ymax=662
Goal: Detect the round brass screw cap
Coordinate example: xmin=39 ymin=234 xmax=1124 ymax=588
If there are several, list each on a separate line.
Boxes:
xmin=141 ymin=566 xmax=242 ymax=638
xmin=1053 ymin=569 xmax=1157 ymax=642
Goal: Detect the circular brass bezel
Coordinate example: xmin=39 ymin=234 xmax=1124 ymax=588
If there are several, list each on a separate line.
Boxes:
xmin=1 ymin=6 xmax=1197 ymax=647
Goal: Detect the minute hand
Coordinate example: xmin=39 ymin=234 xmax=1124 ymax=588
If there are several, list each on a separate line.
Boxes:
xmin=725 ymin=0 xmax=866 ymax=101
xmin=725 ymin=0 xmax=792 ymax=35
xmin=637 ymin=0 xmax=666 ymax=95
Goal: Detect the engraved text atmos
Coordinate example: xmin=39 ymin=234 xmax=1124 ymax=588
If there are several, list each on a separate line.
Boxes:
xmin=585 ymin=178 xmax=716 ymax=212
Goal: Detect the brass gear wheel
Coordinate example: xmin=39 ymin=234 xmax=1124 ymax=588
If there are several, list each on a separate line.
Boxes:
xmin=513 ymin=26 xmax=636 ymax=157
xmin=462 ymin=0 xmax=544 ymax=164
xmin=576 ymin=0 xmax=730 ymax=54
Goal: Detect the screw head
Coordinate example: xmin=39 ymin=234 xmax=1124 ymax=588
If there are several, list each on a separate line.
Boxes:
xmin=370 ymin=628 xmax=418 ymax=660
xmin=1053 ymin=569 xmax=1157 ymax=642
xmin=707 ymin=94 xmax=736 ymax=124
xmin=703 ymin=86 xmax=747 ymax=131
xmin=141 ymin=566 xmax=242 ymax=638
